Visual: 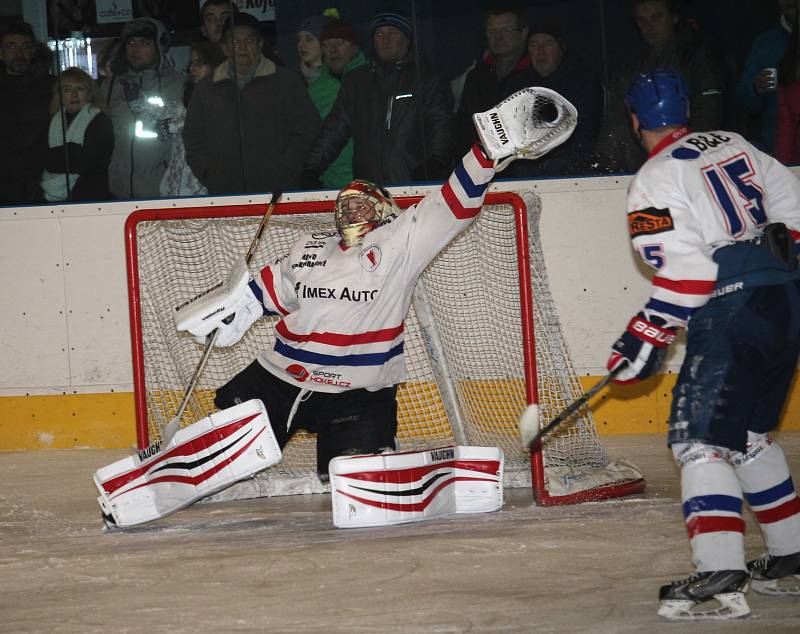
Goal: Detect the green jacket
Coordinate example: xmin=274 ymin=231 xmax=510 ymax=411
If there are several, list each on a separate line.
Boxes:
xmin=307 ymin=50 xmax=366 ymax=188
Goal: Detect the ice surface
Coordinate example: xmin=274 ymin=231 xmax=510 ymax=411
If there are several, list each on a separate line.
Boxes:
xmin=1 ymin=435 xmax=799 ymax=633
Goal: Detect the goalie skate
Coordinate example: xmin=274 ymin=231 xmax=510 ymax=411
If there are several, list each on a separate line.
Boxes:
xmin=748 ymin=552 xmax=800 ymax=596
xmin=657 ymin=570 xmax=750 ymax=622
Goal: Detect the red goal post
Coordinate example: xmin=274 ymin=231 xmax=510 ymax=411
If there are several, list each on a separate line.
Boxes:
xmin=124 ymin=191 xmax=645 ymax=505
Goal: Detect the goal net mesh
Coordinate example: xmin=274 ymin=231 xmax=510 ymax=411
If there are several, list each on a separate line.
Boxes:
xmin=128 ymin=193 xmax=643 ymax=501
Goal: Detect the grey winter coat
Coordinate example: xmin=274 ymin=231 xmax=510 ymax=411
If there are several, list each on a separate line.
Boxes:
xmin=101 ymin=18 xmax=184 ymax=199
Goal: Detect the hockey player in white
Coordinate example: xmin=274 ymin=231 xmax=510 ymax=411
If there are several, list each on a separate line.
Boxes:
xmin=94 ymin=87 xmax=576 ymax=528
xmin=174 ymin=88 xmax=577 ymax=478
xmin=607 ymin=68 xmax=800 ymax=621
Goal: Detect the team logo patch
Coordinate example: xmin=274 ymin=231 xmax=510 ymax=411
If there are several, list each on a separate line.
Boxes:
xmin=671 ymin=147 xmax=701 ymax=160
xmin=628 ymin=207 xmax=674 ymax=237
xmin=285 ymin=364 xmax=309 ymax=382
xmin=360 ymin=245 xmax=382 ymax=271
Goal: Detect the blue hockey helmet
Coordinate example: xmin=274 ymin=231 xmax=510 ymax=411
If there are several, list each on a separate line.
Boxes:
xmin=625 ymin=68 xmax=689 ymax=130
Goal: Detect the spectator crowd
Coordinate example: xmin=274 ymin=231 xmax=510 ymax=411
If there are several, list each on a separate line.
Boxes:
xmin=1 ymin=0 xmax=798 ymax=206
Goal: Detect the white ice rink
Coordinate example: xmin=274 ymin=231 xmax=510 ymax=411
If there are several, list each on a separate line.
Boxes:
xmin=2 ymin=434 xmax=799 ymax=633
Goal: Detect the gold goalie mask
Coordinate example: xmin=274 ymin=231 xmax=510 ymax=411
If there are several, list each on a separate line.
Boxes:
xmin=334 ymin=180 xmax=398 ymax=247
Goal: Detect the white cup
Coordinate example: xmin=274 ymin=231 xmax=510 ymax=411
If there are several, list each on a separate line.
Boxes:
xmin=764 ymin=67 xmax=778 ymax=92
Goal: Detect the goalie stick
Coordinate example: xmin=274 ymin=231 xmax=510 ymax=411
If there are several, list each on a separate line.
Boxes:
xmin=158 ymin=189 xmax=283 ymax=447
xmin=520 ymin=363 xmax=627 ymax=450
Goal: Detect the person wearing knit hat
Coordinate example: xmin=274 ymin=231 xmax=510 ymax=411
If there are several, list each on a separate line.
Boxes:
xmin=369 ymin=9 xmax=413 ymax=40
xmin=303 ymin=6 xmax=453 ymax=187
xmin=528 ymin=17 xmax=567 ymax=78
xmin=502 ymin=14 xmax=602 ymax=178
xmin=101 ymin=17 xmax=183 ymax=199
xmin=297 ymin=14 xmax=335 ymax=85
xmin=303 ymin=14 xmax=367 ymax=188
xmin=370 ymin=9 xmax=412 ymax=65
xmin=320 ymin=18 xmax=360 ymax=79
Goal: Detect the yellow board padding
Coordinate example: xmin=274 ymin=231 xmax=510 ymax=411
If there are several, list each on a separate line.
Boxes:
xmin=2 ymin=373 xmax=799 ymax=450
xmin=0 ymin=392 xmax=136 ymax=450
xmin=582 ymin=372 xmax=800 ymax=435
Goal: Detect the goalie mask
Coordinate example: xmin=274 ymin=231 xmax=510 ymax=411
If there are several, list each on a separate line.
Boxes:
xmin=334 ymin=180 xmax=397 ymax=247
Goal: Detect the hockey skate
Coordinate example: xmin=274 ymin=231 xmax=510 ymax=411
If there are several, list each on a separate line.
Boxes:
xmin=748 ymin=552 xmax=800 ymax=596
xmin=657 ymin=570 xmax=750 ymax=621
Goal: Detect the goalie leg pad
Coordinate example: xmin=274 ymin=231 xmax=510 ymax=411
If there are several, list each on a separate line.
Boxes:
xmin=93 ymin=399 xmax=281 ymax=527
xmin=330 ymin=445 xmax=503 ymax=528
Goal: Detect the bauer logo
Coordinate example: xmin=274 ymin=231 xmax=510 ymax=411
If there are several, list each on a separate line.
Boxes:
xmin=285 ymin=364 xmax=309 ymax=382
xmin=360 ymin=245 xmax=382 ymax=271
xmin=627 ymin=207 xmax=674 ymax=237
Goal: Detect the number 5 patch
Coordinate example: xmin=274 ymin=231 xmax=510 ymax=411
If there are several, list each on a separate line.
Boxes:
xmin=627 ymin=207 xmax=674 ymax=237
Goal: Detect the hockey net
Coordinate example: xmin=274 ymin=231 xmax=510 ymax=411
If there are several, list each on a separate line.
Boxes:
xmin=125 ymin=191 xmax=645 ymax=505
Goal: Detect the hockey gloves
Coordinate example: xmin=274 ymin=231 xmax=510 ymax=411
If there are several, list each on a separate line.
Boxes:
xmin=607 ymin=312 xmax=677 ymax=384
xmin=174 ymin=259 xmax=265 ymax=347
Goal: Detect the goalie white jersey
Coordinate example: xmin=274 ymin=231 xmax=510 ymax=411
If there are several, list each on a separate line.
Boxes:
xmin=250 ymin=145 xmax=495 ymax=393
xmin=627 ymin=127 xmax=800 ymax=329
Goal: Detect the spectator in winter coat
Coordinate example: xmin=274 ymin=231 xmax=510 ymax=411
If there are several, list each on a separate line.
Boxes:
xmin=737 ymin=0 xmax=796 ymax=153
xmin=41 ymin=67 xmax=114 ymax=202
xmin=596 ymin=0 xmax=725 ymax=173
xmin=304 ymin=9 xmax=454 ymax=186
xmin=774 ymin=22 xmax=800 ymax=164
xmin=101 ymin=17 xmax=183 ymax=199
xmin=184 ymin=13 xmax=320 ymax=195
xmin=454 ymin=6 xmax=530 ymax=157
xmin=504 ymin=17 xmax=603 ymax=177
xmin=297 ymin=13 xmax=332 ymax=86
xmin=302 ymin=16 xmax=367 ymax=188
xmin=0 ymin=22 xmax=53 ymax=205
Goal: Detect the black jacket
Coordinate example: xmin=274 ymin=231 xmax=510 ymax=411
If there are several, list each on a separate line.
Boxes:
xmin=503 ymin=56 xmax=603 ymax=177
xmin=304 ymin=56 xmax=454 ymax=185
xmin=44 ymin=110 xmax=114 ymax=201
xmin=597 ymin=23 xmax=726 ymax=173
xmin=455 ymin=52 xmax=531 ymax=158
xmin=0 ymin=65 xmax=53 ymax=205
xmin=185 ymin=57 xmax=321 ymax=195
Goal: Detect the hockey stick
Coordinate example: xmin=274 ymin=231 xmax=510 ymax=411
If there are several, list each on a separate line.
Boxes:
xmin=159 ymin=190 xmax=283 ymax=447
xmin=520 ymin=363 xmax=627 ymax=450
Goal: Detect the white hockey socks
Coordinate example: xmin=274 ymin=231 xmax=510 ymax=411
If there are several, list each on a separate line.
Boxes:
xmin=673 ymin=443 xmax=746 ymax=572
xmin=329 ymin=445 xmax=503 ymax=528
xmin=94 ymin=399 xmax=281 ymax=527
xmin=732 ymin=433 xmax=800 ymax=556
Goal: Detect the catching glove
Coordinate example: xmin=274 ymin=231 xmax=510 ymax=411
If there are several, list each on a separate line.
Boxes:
xmin=472 ymin=87 xmax=577 ymax=171
xmin=607 ymin=312 xmax=677 ymax=384
xmin=173 ymin=259 xmax=265 ymax=347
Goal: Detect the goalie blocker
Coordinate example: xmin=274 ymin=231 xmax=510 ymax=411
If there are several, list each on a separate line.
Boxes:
xmin=330 ymin=445 xmax=504 ymax=528
xmin=94 ymin=399 xmax=281 ymax=527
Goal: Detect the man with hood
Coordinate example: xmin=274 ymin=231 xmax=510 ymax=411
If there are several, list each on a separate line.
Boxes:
xmin=101 ymin=17 xmax=183 ymax=199
xmin=303 ymin=9 xmax=453 ymax=186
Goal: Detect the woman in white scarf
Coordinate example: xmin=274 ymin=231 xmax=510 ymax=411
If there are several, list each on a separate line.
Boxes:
xmin=41 ymin=67 xmax=114 ymax=202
